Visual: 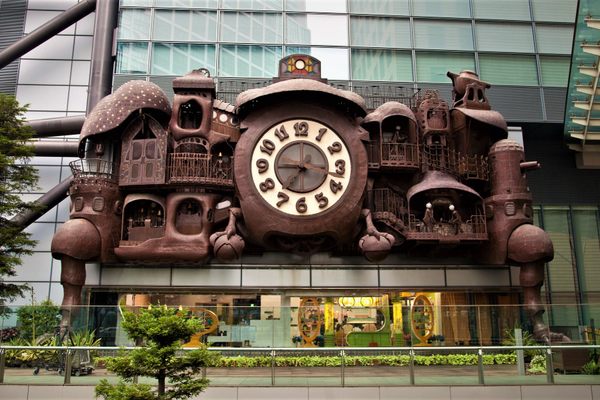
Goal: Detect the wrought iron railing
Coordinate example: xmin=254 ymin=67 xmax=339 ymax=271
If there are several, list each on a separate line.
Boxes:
xmin=69 ymin=159 xmax=117 ymax=182
xmin=406 ymin=213 xmax=487 ymax=241
xmin=167 ymin=153 xmax=233 ymax=187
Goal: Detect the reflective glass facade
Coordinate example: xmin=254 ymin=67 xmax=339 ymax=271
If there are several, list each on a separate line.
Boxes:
xmin=7 ymin=1 xmax=600 ymax=337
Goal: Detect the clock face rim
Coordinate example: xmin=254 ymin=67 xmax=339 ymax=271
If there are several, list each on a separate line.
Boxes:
xmin=249 ymin=118 xmax=352 ymax=217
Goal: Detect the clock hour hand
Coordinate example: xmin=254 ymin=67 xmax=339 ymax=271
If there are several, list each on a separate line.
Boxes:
xmin=282 ymin=172 xmax=299 ymax=190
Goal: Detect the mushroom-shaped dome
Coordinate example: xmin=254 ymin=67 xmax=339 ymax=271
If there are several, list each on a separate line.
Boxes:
xmin=489 ymin=138 xmax=524 ymax=155
xmin=363 ymin=101 xmax=416 ymax=125
xmin=78 ymin=81 xmax=171 ymax=156
xmin=235 ymin=78 xmax=367 ymax=117
xmin=451 ymin=108 xmax=507 ymax=133
xmin=407 ymin=170 xmax=483 ymax=205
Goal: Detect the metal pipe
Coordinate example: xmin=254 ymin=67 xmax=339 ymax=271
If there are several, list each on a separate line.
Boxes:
xmin=27 ymin=116 xmax=85 ymax=138
xmin=87 ymin=0 xmax=119 ymax=112
xmin=31 ymin=141 xmax=79 ymax=157
xmin=0 ymin=0 xmax=97 ymax=70
xmin=9 ymin=177 xmax=73 ymax=231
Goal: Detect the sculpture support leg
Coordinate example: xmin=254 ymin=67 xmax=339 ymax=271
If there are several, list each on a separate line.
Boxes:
xmin=520 ymin=262 xmax=569 ymax=343
xmin=60 ymin=255 xmax=86 ymax=328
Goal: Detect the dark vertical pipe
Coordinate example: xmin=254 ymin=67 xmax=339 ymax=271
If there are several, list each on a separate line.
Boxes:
xmin=87 ymin=0 xmax=119 ymax=112
xmin=0 ymin=0 xmax=97 ymax=70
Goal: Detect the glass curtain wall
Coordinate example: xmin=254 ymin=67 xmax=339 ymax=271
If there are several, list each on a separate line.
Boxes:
xmin=116 ymin=0 xmax=576 ymax=93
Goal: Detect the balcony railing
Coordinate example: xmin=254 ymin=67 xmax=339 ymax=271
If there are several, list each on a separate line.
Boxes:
xmin=406 ymin=213 xmax=487 ymax=241
xmin=167 ymin=153 xmax=233 ymax=187
xmin=69 ymin=159 xmax=117 ymax=182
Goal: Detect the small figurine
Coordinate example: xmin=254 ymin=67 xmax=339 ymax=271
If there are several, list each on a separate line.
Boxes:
xmin=423 ymin=202 xmax=435 ymax=232
xmin=449 ymin=204 xmax=462 ymax=234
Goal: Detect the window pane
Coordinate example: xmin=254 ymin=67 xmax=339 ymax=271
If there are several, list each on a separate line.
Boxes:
xmin=536 ymin=25 xmax=574 ymax=55
xmin=350 ymin=17 xmax=410 ymax=48
xmin=531 ymin=0 xmax=577 ymax=22
xmin=117 ymin=42 xmax=148 ymax=74
xmin=121 ymin=0 xmax=152 ymax=6
xmin=118 ymin=9 xmax=151 ymax=40
xmin=416 ymin=52 xmax=475 ymax=83
xmin=473 ymin=0 xmax=530 ymax=20
xmin=286 ymin=14 xmax=348 ymax=46
xmin=155 ymin=0 xmax=218 ymax=6
xmin=475 ymin=23 xmax=534 ymax=53
xmin=286 ymin=0 xmax=346 ymax=13
xmin=349 ymin=0 xmax=409 ymax=15
xmin=479 ymin=54 xmax=538 ymax=85
xmin=286 ymin=47 xmax=349 ymax=80
xmin=351 ymin=49 xmax=412 ymax=81
xmin=153 ymin=10 xmax=217 ymax=41
xmin=222 ymin=0 xmax=282 ymax=10
xmin=219 ymin=45 xmax=281 ymax=77
xmin=221 ymin=12 xmax=282 ymax=43
xmin=413 ymin=0 xmax=470 ymax=18
xmin=152 ymin=44 xmax=216 ymax=76
xmin=572 ymin=208 xmax=600 ymax=294
xmin=414 ymin=20 xmax=473 ymax=50
xmin=539 ymin=56 xmax=570 ymax=87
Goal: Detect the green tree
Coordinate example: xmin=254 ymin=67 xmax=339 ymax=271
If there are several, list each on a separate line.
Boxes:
xmin=16 ymin=299 xmax=61 ymax=340
xmin=0 ymin=94 xmax=38 ymax=308
xmin=96 ymin=305 xmax=219 ymax=400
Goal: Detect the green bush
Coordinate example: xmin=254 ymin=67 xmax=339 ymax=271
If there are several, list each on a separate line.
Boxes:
xmin=212 ymin=353 xmax=515 ymax=368
xmin=581 ymin=360 xmax=600 ymax=375
xmin=527 ymin=354 xmax=547 ymax=374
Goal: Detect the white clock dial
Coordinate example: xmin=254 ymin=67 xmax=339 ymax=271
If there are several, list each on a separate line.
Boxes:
xmin=250 ymin=119 xmax=352 ymax=216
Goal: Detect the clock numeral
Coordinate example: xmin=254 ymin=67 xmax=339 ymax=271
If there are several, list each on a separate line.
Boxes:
xmin=335 ymin=159 xmax=345 ymax=175
xmin=260 ymin=139 xmax=276 ymax=155
xmin=294 ymin=121 xmax=309 ymax=137
xmin=274 ymin=125 xmax=289 ymax=142
xmin=315 ymin=192 xmax=328 ymax=209
xmin=330 ymin=179 xmax=343 ymax=194
xmin=296 ymin=197 xmax=307 ymax=213
xmin=259 ymin=178 xmax=275 ymax=192
xmin=328 ymin=141 xmax=342 ymax=155
xmin=256 ymin=158 xmax=269 ymax=173
xmin=276 ymin=192 xmax=289 ymax=207
xmin=316 ymin=128 xmax=327 ymax=142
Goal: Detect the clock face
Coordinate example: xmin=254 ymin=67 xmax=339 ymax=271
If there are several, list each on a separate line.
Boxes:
xmin=250 ymin=119 xmax=352 ymax=216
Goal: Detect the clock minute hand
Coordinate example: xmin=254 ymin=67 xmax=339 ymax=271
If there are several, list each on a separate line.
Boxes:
xmin=303 ymin=162 xmax=344 ymax=178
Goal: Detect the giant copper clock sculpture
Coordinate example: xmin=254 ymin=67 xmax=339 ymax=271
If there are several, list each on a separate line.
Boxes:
xmin=50 ymin=55 xmax=568 ymax=343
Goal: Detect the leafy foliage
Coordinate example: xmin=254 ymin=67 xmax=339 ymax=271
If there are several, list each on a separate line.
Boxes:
xmin=0 ymin=94 xmax=38 ymax=307
xmin=96 ymin=306 xmax=219 ymax=400
xmin=16 ymin=300 xmax=61 ymax=340
xmin=581 ymin=359 xmax=600 ymax=375
xmin=527 ymin=354 xmax=547 ymax=374
xmin=211 ymin=353 xmax=516 ymax=368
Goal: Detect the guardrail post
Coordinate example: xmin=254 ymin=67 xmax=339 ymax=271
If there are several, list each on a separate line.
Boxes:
xmin=545 ymin=347 xmax=554 ymax=384
xmin=477 ymin=348 xmax=485 ymax=384
xmin=340 ymin=349 xmax=345 ymax=387
xmin=64 ymin=349 xmax=72 ymax=384
xmin=0 ymin=349 xmax=5 ymax=384
xmin=409 ymin=349 xmax=415 ymax=385
xmin=271 ymin=350 xmax=275 ymax=386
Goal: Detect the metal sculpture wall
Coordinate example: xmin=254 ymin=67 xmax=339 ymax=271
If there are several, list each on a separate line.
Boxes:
xmin=50 ymin=55 xmax=567 ymax=342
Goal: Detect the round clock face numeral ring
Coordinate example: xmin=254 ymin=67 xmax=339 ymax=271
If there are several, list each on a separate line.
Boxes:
xmin=250 ymin=119 xmax=352 ymax=217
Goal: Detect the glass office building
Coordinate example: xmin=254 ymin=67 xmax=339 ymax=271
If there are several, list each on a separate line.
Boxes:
xmin=2 ymin=0 xmax=600 ymax=344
